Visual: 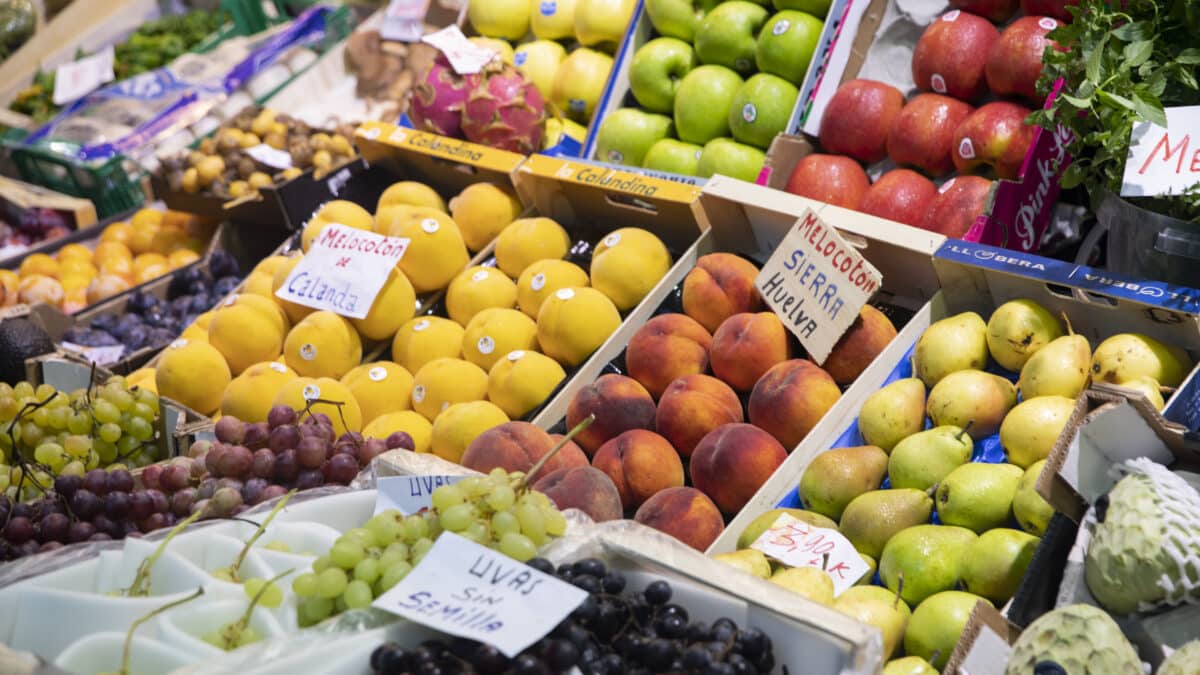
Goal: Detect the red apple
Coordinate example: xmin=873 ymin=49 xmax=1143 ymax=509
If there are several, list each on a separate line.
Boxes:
xmin=784 ymin=154 xmax=871 ymax=210
xmin=857 ymin=169 xmax=938 ymax=228
xmin=887 ymin=94 xmax=974 ymax=177
xmin=986 ymin=16 xmax=1060 ymax=104
xmin=919 ymin=176 xmax=993 ymax=238
xmin=950 ymin=0 xmax=1019 ymax=22
xmin=1020 ymin=0 xmax=1078 ymax=22
xmin=912 ymin=10 xmax=1000 ymax=102
xmin=952 ymin=101 xmax=1036 ymax=180
xmin=818 ymin=80 xmax=906 ymax=164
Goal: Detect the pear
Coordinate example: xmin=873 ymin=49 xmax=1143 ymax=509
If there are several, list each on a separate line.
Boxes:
xmin=858 ymin=378 xmax=927 ymax=453
xmin=1116 ymin=375 xmax=1167 ymax=410
xmin=1019 ymin=332 xmax=1091 ymax=399
xmin=1092 ymin=332 xmax=1192 ymax=387
xmin=839 ymin=489 xmax=933 ymax=560
xmin=936 ymin=462 xmax=1024 ymax=533
xmin=912 ymin=312 xmax=989 ymax=388
xmin=883 ymin=656 xmax=938 ymax=675
xmin=1013 ymin=460 xmax=1055 ymax=536
xmin=857 ymin=553 xmax=877 ymax=585
xmin=769 ymin=566 xmax=835 ymax=605
xmin=960 ymin=528 xmax=1040 ymax=604
xmin=999 ymin=395 xmax=1077 ymax=468
xmin=926 ymin=369 xmax=1017 ymax=440
xmin=833 ymin=585 xmax=911 ymax=659
xmin=737 ymin=508 xmax=837 ymax=549
xmin=905 ymin=591 xmax=990 ymax=669
xmin=712 ymin=549 xmax=772 ymax=579
xmin=986 ymin=299 xmax=1063 ymax=371
xmin=799 ymin=445 xmax=889 ymax=520
xmin=888 ymin=426 xmax=973 ymax=491
xmin=879 ymin=524 xmax=977 ymax=606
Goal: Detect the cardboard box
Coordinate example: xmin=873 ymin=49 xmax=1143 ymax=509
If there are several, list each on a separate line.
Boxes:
xmin=0 ymin=176 xmax=98 ymax=262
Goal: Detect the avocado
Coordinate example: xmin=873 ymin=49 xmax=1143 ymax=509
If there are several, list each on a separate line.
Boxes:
xmin=0 ymin=317 xmax=55 ymax=384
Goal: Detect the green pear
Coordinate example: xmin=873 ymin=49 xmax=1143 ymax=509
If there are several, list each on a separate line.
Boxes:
xmin=1013 ymin=460 xmax=1055 ymax=536
xmin=1018 ymin=333 xmax=1091 ymax=399
xmin=999 ymin=395 xmax=1077 ymax=468
xmin=936 ymin=462 xmax=1024 ymax=533
xmin=799 ymin=445 xmax=889 ymax=520
xmin=912 ymin=312 xmax=989 ymax=388
xmin=770 ymin=566 xmax=835 ymax=605
xmin=985 ymin=299 xmax=1063 ymax=371
xmin=737 ymin=507 xmax=837 ymax=549
xmin=712 ymin=549 xmax=772 ymax=578
xmin=879 ymin=524 xmax=977 ymax=606
xmin=905 ymin=591 xmax=990 ymax=669
xmin=839 ymin=489 xmax=933 ymax=560
xmin=857 ymin=553 xmax=877 ymax=585
xmin=883 ymin=656 xmax=938 ymax=675
xmin=858 ymin=378 xmax=927 ymax=453
xmin=926 ymin=369 xmax=1017 ymax=440
xmin=1117 ymin=375 xmax=1167 ymax=410
xmin=833 ymin=585 xmax=911 ymax=659
xmin=888 ymin=426 xmax=973 ymax=491
xmin=1092 ymin=332 xmax=1192 ymax=388
xmin=960 ymin=528 xmax=1040 ymax=604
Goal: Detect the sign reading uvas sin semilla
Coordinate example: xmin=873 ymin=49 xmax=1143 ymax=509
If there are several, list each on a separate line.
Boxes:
xmin=275 ymin=223 xmax=410 ymax=319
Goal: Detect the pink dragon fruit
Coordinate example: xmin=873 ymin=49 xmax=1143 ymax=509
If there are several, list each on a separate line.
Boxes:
xmin=460 ymin=60 xmax=547 ymax=154
xmin=409 ymin=55 xmax=471 ymax=138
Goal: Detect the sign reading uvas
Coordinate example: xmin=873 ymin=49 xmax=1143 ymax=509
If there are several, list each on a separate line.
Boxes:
xmin=755 ymin=208 xmax=882 ymax=364
xmin=1121 ymin=105 xmax=1200 ymax=197
xmin=275 ymin=223 xmax=410 ymax=319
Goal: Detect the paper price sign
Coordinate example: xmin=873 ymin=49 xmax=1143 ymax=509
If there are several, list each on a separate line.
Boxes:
xmin=751 ymin=513 xmax=870 ymax=596
xmin=373 ymin=532 xmax=588 ymax=656
xmin=246 ymin=144 xmax=293 ymax=170
xmin=381 ymin=0 xmax=430 ymax=42
xmin=374 ymin=475 xmax=467 ymax=515
xmin=60 ymin=342 xmax=125 ymax=367
xmin=53 ymin=45 xmax=116 ymax=105
xmin=422 ymin=25 xmax=500 ymax=74
xmin=1121 ymin=105 xmax=1200 ymax=197
xmin=275 ymin=223 xmax=409 ymax=319
xmin=754 ymin=208 xmax=882 ymax=364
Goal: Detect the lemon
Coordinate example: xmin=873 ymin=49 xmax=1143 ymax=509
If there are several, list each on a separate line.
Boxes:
xmin=494 ymin=217 xmax=571 ymax=277
xmin=270 ymin=255 xmax=316 ymax=324
xmin=445 ymin=266 xmax=518 ymax=326
xmin=156 ymin=339 xmax=231 ymax=414
xmin=377 ymin=181 xmax=446 ymax=212
xmin=220 ymin=293 xmax=290 ymax=336
xmin=449 ymin=182 xmax=523 ymax=251
xmin=390 ymin=212 xmax=470 ymax=293
xmin=284 ymin=311 xmax=363 ymax=378
xmin=363 ymin=410 xmax=432 ymax=453
xmin=516 ymin=259 xmax=590 ymax=318
xmin=589 ymin=227 xmax=672 ymax=310
xmin=430 ymin=401 xmax=509 ymax=463
xmin=208 ymin=304 xmax=285 ymax=375
xmin=341 ymin=361 xmax=414 ymax=424
xmin=487 ymin=350 xmax=566 ymax=419
xmin=222 ymin=361 xmax=298 ymax=422
xmin=391 ymin=316 xmax=465 ymax=374
xmin=374 ymin=204 xmax=446 ymax=235
xmin=351 ymin=267 xmax=416 ymax=341
xmin=461 ymin=308 xmax=538 ymax=371
xmin=273 ymin=377 xmax=362 ymax=436
xmin=411 ymin=358 xmax=488 ymax=422
xmin=537 ymin=287 xmax=621 ymax=366
xmin=301 ymin=200 xmax=374 ymax=252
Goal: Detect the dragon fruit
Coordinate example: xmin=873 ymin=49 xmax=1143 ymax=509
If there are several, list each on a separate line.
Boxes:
xmin=409 ymin=55 xmax=471 ymax=138
xmin=460 ymin=60 xmax=547 ymax=154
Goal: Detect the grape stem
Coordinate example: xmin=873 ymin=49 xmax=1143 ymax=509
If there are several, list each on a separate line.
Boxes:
xmin=516 ymin=414 xmax=595 ymax=492
xmin=225 ymin=567 xmax=292 ymax=649
xmin=226 ymin=489 xmax=296 ymax=582
xmin=119 ymin=587 xmax=204 ymax=674
xmin=126 ymin=509 xmax=203 ymax=597
xmin=299 ymin=398 xmax=352 ymax=438
xmin=4 ymin=392 xmax=62 ymax=508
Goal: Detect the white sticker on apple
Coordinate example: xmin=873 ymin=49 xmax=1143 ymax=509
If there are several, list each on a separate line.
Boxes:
xmin=773 ymin=19 xmax=790 ymax=35
xmin=421 ymin=218 xmax=439 ymax=233
xmin=742 ymin=103 xmax=758 ymax=123
xmin=531 ymin=273 xmax=546 ymax=291
xmin=1038 ymin=17 xmax=1058 ymax=30
xmin=607 ymin=149 xmax=624 ymax=163
xmin=943 ymin=9 xmax=960 ymax=21
xmin=930 ymin=74 xmax=947 ymax=93
xmin=540 ymin=1 xmax=556 ymax=16
xmin=472 ymin=269 xmax=489 ymax=282
xmin=478 ymin=336 xmax=495 ymax=354
xmin=958 ymin=138 xmax=976 ymax=160
xmin=514 ymin=52 xmax=527 ymax=66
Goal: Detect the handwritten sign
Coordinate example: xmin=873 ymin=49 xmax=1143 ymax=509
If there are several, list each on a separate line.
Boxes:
xmin=751 ymin=513 xmax=870 ymax=596
xmin=1121 ymin=105 xmax=1200 ymax=197
xmin=53 ymin=45 xmax=115 ymax=105
xmin=60 ymin=341 xmax=125 ymax=366
xmin=373 ymin=532 xmax=587 ymax=656
xmin=246 ymin=144 xmax=293 ymax=170
xmin=754 ymin=208 xmax=882 ymax=364
xmin=422 ymin=26 xmax=500 ymax=75
xmin=274 ymin=223 xmax=409 ymax=319
xmin=381 ymin=0 xmax=431 ymax=42
xmin=375 ymin=475 xmax=467 ymax=515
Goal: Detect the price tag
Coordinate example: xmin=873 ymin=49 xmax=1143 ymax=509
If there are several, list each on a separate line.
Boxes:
xmin=274 ymin=223 xmax=410 ymax=319
xmin=754 ymin=207 xmax=882 ymax=364
xmin=750 ymin=513 xmax=870 ymax=596
xmin=245 ymin=144 xmax=293 ymax=170
xmin=422 ymin=25 xmax=500 ymax=75
xmin=381 ymin=0 xmax=431 ymax=42
xmin=373 ymin=532 xmax=588 ymax=656
xmin=1120 ymin=105 xmax=1200 ymax=197
xmin=60 ymin=341 xmax=125 ymax=366
xmin=374 ymin=475 xmax=466 ymax=515
xmin=52 ymin=45 xmax=116 ymax=105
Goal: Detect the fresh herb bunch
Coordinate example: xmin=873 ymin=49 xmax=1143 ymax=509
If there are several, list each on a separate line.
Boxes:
xmin=1032 ymin=0 xmax=1200 ymax=220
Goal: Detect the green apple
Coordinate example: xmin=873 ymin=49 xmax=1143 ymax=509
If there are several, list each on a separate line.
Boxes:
xmin=643 ymin=138 xmax=703 ymax=175
xmin=673 ymin=64 xmax=744 ymax=144
xmin=531 ymin=0 xmax=578 ymax=40
xmin=773 ymin=0 xmax=832 ymax=19
xmin=694 ymin=1 xmax=769 ymax=76
xmin=468 ymin=0 xmax=531 ymax=40
xmin=757 ymin=10 xmax=824 ymax=85
xmin=574 ymin=0 xmax=637 ymax=48
xmin=629 ymin=37 xmax=697 ymax=114
xmin=552 ymin=47 xmax=614 ymax=121
xmin=697 ymin=137 xmax=766 ymax=182
xmin=594 ymin=108 xmax=674 ymax=167
xmin=644 ymin=0 xmax=721 ymax=42
xmin=729 ymin=73 xmax=799 ymax=149
xmin=515 ymin=40 xmax=567 ymax=97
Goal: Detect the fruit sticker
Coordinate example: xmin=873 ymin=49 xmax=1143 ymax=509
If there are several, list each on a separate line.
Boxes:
xmin=606 ymin=149 xmax=624 ymax=163
xmin=369 ymin=366 xmax=388 ymax=382
xmin=742 ymin=104 xmax=758 ymax=124
xmin=413 ymin=384 xmax=426 ymax=403
xmin=530 ymin=273 xmax=546 ymax=291
xmin=603 ymin=232 xmax=621 ymax=248
xmin=413 ymin=319 xmax=430 ymax=331
xmin=751 ymin=513 xmax=870 ymax=596
xmin=539 ymin=1 xmax=556 ymax=16
xmin=477 ymin=336 xmax=495 ymax=354
xmin=1038 ymin=17 xmax=1058 ymax=30
xmin=421 ymin=218 xmax=440 ymax=234
xmin=958 ymin=138 xmax=976 ymax=160
xmin=472 ymin=269 xmax=489 ymax=283
xmin=773 ymin=19 xmax=790 ymax=36
xmin=300 ymin=344 xmax=317 ymax=361
xmin=930 ymin=74 xmax=947 ymax=94
xmin=302 ymin=383 xmax=321 ymax=400
xmin=568 ymin=99 xmax=586 ymax=113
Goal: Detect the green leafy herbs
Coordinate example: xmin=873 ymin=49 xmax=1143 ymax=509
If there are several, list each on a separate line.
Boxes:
xmin=1032 ymin=0 xmax=1200 ymax=220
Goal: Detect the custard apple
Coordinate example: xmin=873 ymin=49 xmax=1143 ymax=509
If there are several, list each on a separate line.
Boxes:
xmin=1005 ymin=604 xmax=1141 ymax=675
xmin=1085 ymin=458 xmax=1200 ymax=615
xmin=1160 ymin=640 xmax=1200 ymax=675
